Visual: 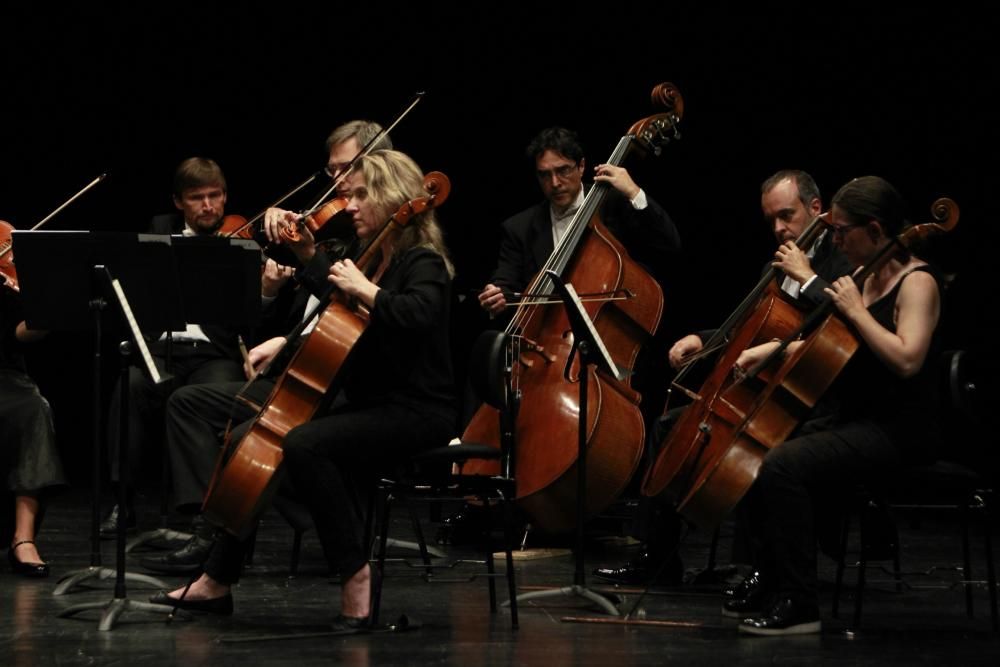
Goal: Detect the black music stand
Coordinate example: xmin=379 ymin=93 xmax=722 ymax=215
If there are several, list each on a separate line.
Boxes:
xmin=13 ymin=231 xmax=183 ymax=628
xmin=507 ymin=270 xmax=622 ymax=616
xmin=126 ymin=235 xmax=261 ymax=553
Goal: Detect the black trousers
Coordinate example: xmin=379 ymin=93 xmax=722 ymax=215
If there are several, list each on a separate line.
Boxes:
xmin=108 ymin=341 xmax=242 ymax=484
xmin=164 ymin=378 xmax=270 ymax=511
xmin=202 ymin=400 xmax=455 ymax=584
xmin=748 ymin=419 xmax=900 ymax=608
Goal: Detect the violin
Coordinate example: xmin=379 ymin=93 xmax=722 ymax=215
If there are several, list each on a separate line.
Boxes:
xmin=0 ymin=173 xmax=106 ymax=294
xmin=1 ymin=220 xmax=19 ymax=292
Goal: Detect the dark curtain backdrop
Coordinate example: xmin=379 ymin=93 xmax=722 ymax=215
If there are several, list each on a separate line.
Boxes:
xmin=2 ymin=3 xmax=996 ymax=482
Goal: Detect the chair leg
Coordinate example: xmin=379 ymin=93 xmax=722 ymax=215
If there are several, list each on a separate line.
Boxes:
xmin=853 ymin=533 xmax=867 ymax=629
xmin=482 ymin=496 xmax=498 ymax=613
xmin=406 ymin=501 xmax=433 ymax=576
xmin=289 ymin=528 xmax=302 ymax=577
xmin=833 ymin=508 xmax=851 ymax=619
xmin=501 ymin=491 xmax=519 ymax=630
xmin=371 ymin=486 xmax=394 ymax=626
xmin=961 ymin=499 xmax=975 ymax=618
xmin=979 ymin=494 xmax=999 ymax=632
xmin=244 ymin=526 xmax=258 ymax=567
xmin=706 ymin=525 xmax=720 ymax=573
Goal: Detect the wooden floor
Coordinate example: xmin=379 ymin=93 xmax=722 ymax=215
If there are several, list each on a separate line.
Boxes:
xmin=4 ymin=487 xmax=999 ymax=666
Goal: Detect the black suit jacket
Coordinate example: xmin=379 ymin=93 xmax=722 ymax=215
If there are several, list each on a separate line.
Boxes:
xmin=145 ymin=213 xmax=241 ymax=362
xmin=490 ymin=188 xmax=681 ymax=298
xmin=795 ymin=230 xmax=855 ymax=305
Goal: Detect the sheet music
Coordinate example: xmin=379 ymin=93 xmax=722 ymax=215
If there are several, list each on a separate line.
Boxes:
xmin=563 ymin=282 xmax=623 ymax=382
xmin=109 ymin=277 xmax=163 ymax=385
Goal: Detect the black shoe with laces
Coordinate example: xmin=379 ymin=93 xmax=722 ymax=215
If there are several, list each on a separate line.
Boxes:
xmin=722 ymin=570 xmax=767 ymax=617
xmin=99 ymin=503 xmax=136 ymax=540
xmin=592 ymin=548 xmax=684 ymax=586
xmin=738 ymin=597 xmax=821 ymax=636
xmin=140 ymin=535 xmax=214 ymax=574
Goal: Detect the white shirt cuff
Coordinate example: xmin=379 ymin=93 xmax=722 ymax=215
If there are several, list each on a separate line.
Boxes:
xmin=629 ymin=189 xmax=648 ymax=210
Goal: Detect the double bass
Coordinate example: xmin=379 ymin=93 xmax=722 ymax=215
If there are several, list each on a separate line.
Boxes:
xmin=202 ymin=171 xmax=451 ymax=538
xmin=462 ymin=83 xmax=684 ymax=532
xmin=643 ymin=198 xmax=959 ymax=529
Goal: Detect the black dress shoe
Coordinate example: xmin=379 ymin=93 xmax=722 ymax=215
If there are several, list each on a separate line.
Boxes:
xmin=592 ymin=549 xmax=683 ymax=586
xmin=140 ymin=535 xmax=213 ymax=574
xmin=722 ymin=570 xmax=767 ymax=617
xmin=738 ymin=597 xmax=821 ymax=636
xmin=149 ymin=590 xmax=234 ymax=615
xmin=99 ymin=503 xmax=137 ymax=540
xmin=330 ymin=613 xmax=370 ymax=634
xmin=8 ymin=540 xmax=50 ymax=578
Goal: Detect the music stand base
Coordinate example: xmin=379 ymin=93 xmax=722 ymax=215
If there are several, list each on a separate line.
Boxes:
xmin=385 ymin=537 xmax=446 ymax=559
xmin=53 ymin=566 xmax=169 ymax=596
xmin=127 ymin=528 xmax=194 ymax=553
xmin=506 ymin=584 xmax=620 ymax=616
xmin=58 ymin=596 xmax=189 ymax=631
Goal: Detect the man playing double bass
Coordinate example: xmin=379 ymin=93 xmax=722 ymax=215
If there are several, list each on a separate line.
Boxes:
xmin=439 ymin=126 xmax=681 ymax=544
xmin=594 ymin=169 xmax=853 ymax=586
xmin=478 ymin=126 xmax=681 ymax=317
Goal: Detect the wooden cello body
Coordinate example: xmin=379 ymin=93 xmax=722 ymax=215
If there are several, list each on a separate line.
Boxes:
xmin=643 ymin=198 xmax=959 ymax=530
xmin=463 ymin=84 xmax=683 ymax=532
xmin=203 ymin=172 xmax=451 ymax=538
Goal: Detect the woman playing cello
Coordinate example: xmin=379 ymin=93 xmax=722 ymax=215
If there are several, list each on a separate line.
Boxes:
xmin=730 ymin=176 xmax=946 ymax=635
xmin=151 ymin=150 xmax=457 ymax=629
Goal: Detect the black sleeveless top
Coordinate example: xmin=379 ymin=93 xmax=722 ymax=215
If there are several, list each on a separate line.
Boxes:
xmin=835 ymin=265 xmax=943 ymax=462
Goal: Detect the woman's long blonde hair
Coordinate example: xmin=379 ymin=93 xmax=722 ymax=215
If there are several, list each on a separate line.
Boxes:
xmin=355 ymin=150 xmax=455 ymax=277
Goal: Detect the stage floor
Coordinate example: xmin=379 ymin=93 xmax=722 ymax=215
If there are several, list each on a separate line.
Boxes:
xmin=4 ymin=488 xmax=999 ymax=666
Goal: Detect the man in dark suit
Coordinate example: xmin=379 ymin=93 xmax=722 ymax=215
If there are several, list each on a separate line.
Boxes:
xmin=441 ymin=127 xmax=681 ymax=546
xmin=594 ymin=169 xmax=853 ymax=587
xmin=101 ymin=157 xmax=245 ymax=537
xmin=478 ymin=126 xmax=680 ymax=317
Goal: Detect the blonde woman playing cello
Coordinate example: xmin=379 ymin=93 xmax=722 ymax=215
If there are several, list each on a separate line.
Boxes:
xmin=150 ymin=150 xmax=457 ymax=631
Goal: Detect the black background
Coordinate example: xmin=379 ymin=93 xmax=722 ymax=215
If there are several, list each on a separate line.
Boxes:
xmin=2 ymin=3 xmax=996 ymax=481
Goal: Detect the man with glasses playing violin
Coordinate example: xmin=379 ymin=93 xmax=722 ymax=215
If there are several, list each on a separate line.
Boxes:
xmin=101 ymin=157 xmax=246 ymax=541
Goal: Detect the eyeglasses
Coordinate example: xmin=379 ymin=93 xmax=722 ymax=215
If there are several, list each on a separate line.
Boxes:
xmin=536 ymin=163 xmax=579 ymax=182
xmin=325 ymin=163 xmax=347 ymax=179
xmin=829 ymin=222 xmax=866 ymax=238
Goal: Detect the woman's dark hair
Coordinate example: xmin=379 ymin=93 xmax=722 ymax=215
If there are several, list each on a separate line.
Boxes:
xmin=831 ymin=175 xmax=908 ymax=236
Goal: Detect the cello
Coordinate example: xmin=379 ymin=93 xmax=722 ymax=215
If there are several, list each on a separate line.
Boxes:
xmin=641 ymin=213 xmax=833 ymax=503
xmin=202 ymin=171 xmax=451 ymax=538
xmin=644 ymin=197 xmax=959 ymax=529
xmin=462 ymin=83 xmax=684 ymax=532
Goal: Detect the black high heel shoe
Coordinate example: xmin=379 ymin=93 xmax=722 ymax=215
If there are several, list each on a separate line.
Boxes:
xmin=8 ymin=540 xmax=50 ymax=578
